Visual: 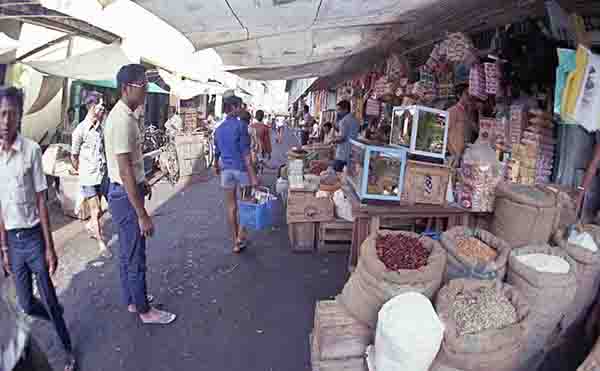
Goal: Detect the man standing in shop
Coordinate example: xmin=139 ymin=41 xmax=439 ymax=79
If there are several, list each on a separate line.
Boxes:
xmin=214 ymin=95 xmax=259 ymax=253
xmin=104 ymin=64 xmax=176 ymax=325
xmin=0 ymin=87 xmax=76 ymax=371
xmin=71 ymin=93 xmax=111 ymax=258
xmin=332 ymin=100 xmax=360 ymax=172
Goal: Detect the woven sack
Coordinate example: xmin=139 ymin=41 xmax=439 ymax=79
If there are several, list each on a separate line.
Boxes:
xmin=431 ymin=279 xmax=529 ymax=371
xmin=491 ymin=183 xmax=560 ymax=248
xmin=337 ymin=231 xmax=446 ymax=328
xmin=441 ymin=227 xmax=511 ymax=282
xmin=553 ymin=225 xmax=600 ymax=332
xmin=506 ymin=244 xmax=577 ymax=370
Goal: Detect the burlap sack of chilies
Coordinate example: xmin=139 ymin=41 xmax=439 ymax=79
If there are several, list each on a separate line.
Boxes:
xmin=337 ymin=231 xmax=446 ymax=328
xmin=429 ymin=279 xmax=530 ymax=371
xmin=553 ymin=225 xmax=600 ymax=334
xmin=506 ymin=244 xmax=577 ymax=371
xmin=491 ymin=183 xmax=561 ymax=248
xmin=441 ymin=227 xmax=511 ymax=282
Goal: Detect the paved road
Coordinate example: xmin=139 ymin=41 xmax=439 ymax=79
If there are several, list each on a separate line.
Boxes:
xmin=31 ymin=131 xmax=349 ymax=371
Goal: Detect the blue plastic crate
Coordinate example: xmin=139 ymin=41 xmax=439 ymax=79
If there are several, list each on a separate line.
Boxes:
xmin=239 ymin=198 xmax=276 ymax=230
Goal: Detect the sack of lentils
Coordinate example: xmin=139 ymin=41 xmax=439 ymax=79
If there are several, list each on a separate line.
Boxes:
xmin=337 ymin=230 xmax=447 ymax=328
xmin=553 ymin=225 xmax=600 ymax=333
xmin=441 ymin=227 xmax=511 ymax=282
xmin=430 ymin=279 xmax=529 ymax=371
xmin=506 ymin=244 xmax=577 ymax=371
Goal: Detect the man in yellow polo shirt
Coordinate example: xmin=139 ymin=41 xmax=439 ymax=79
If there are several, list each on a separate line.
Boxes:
xmin=104 ymin=64 xmax=176 ymax=325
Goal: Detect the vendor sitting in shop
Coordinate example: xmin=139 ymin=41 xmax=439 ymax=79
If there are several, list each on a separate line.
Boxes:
xmin=447 ymin=83 xmax=482 ymax=167
xmin=322 ymin=122 xmax=335 ymax=144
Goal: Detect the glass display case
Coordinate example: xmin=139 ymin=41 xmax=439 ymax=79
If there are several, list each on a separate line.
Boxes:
xmin=347 ymin=140 xmax=408 ymax=202
xmin=390 ymin=105 xmax=449 ymax=160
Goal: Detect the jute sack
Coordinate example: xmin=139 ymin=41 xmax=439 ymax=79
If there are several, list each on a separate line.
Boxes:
xmin=506 ymin=244 xmax=577 ymax=370
xmin=337 ymin=231 xmax=446 ymax=328
xmin=553 ymin=225 xmax=600 ymax=333
xmin=430 ymin=279 xmax=530 ymax=371
xmin=491 ymin=183 xmax=560 ymax=248
xmin=441 ymin=227 xmax=511 ymax=282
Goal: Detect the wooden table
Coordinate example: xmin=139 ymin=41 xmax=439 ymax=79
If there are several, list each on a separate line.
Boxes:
xmin=343 ymin=185 xmax=488 ymax=272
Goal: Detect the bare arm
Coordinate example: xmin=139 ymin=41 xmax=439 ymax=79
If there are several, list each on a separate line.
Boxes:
xmin=116 ymin=153 xmax=148 ymax=219
xmin=70 ymin=124 xmax=83 ymax=170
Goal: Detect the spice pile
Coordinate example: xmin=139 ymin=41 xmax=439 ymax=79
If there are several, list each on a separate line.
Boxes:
xmin=450 ymin=287 xmax=518 ymax=335
xmin=456 ymin=237 xmax=497 ymax=263
xmin=376 ymin=233 xmax=430 ymax=271
xmin=515 ymin=253 xmax=570 ymax=274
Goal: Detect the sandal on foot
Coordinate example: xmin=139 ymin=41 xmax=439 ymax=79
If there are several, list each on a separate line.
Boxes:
xmin=140 ymin=310 xmax=176 ymax=325
xmin=233 ymin=240 xmax=247 ymax=254
xmin=64 ymin=355 xmax=77 ymax=371
xmin=99 ymin=247 xmax=113 ymax=259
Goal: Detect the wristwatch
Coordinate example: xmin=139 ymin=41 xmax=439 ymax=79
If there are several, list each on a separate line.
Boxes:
xmin=577 ymin=186 xmax=586 ymax=192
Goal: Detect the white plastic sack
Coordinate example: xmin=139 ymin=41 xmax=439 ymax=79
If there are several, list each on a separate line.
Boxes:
xmin=333 ymin=189 xmax=354 ymax=222
xmin=374 ymin=292 xmax=444 ymax=371
xmin=568 ymin=230 xmax=599 ymax=252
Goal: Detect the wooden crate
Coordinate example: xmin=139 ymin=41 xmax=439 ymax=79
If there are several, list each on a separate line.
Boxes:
xmin=288 ymin=222 xmax=316 ymax=253
xmin=310 ymin=300 xmax=370 ymax=371
xmin=287 ymin=190 xmax=335 ymax=223
xmin=175 ymin=134 xmax=207 ymax=177
xmin=402 ymin=160 xmax=450 ymax=206
xmin=318 ymin=220 xmax=353 ymax=253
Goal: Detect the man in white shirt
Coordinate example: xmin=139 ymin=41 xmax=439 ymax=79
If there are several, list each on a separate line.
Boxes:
xmin=104 ymin=64 xmax=176 ymax=325
xmin=0 ymin=87 xmax=76 ymax=371
xmin=71 ymin=93 xmax=110 ymax=257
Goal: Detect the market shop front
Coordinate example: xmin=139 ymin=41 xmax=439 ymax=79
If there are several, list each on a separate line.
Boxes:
xmin=134 ymin=0 xmax=600 ymax=370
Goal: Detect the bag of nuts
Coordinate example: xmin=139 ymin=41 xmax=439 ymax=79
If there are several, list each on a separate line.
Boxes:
xmin=337 ymin=231 xmax=447 ymax=328
xmin=430 ymin=279 xmax=530 ymax=371
xmin=441 ymin=227 xmax=511 ymax=283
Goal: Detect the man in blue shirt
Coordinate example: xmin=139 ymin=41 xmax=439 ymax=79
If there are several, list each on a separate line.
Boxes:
xmin=332 ymin=100 xmax=360 ymax=172
xmin=214 ymin=95 xmax=258 ymax=253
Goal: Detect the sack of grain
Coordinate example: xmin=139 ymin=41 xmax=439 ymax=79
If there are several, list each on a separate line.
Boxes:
xmin=553 ymin=225 xmax=600 ymax=333
xmin=441 ymin=227 xmax=511 ymax=282
xmin=337 ymin=231 xmax=447 ymax=328
xmin=506 ymin=244 xmax=577 ymax=370
xmin=430 ymin=279 xmax=529 ymax=371
xmin=369 ymin=292 xmax=444 ymax=371
xmin=491 ymin=183 xmax=560 ymax=248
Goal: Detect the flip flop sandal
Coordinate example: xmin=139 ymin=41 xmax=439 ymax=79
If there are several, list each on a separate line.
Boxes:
xmin=64 ymin=355 xmax=77 ymax=371
xmin=141 ymin=310 xmax=177 ymax=325
xmin=99 ymin=247 xmax=113 ymax=259
xmin=233 ymin=240 xmax=248 ymax=254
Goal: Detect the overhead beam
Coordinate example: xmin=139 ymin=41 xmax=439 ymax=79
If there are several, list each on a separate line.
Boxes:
xmin=11 ymin=33 xmax=72 ymax=63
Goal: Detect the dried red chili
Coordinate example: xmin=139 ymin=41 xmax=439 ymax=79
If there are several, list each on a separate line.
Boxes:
xmin=310 ymin=162 xmax=329 ymax=176
xmin=376 ymin=233 xmax=430 ymax=271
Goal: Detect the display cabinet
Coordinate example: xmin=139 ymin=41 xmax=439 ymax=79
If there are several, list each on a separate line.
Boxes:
xmin=390 ymin=105 xmax=449 ymax=160
xmin=347 ymin=140 xmax=408 ymax=202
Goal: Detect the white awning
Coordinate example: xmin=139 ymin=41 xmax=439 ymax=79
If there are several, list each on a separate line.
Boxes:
xmin=26 ymin=43 xmax=134 ymax=81
xmin=158 ymin=69 xmax=228 ymax=99
xmin=132 ymin=0 xmax=546 ymax=80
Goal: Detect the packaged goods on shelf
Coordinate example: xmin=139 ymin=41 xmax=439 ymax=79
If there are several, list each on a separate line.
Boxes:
xmin=484 ymin=62 xmax=500 ymax=95
xmin=390 ymin=105 xmax=449 ymax=160
xmin=469 ymin=64 xmax=487 ymax=101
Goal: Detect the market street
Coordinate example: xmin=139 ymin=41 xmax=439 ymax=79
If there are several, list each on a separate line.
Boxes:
xmin=28 ymin=132 xmax=348 ymax=371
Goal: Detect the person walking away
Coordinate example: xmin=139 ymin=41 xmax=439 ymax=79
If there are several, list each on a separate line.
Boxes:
xmin=253 ymin=110 xmax=272 ymax=160
xmin=332 ymin=100 xmax=360 ymax=172
xmin=300 ymin=105 xmax=314 ymax=146
xmin=71 ymin=94 xmax=111 ymax=258
xmin=104 ymin=64 xmax=176 ymax=325
xmin=276 ymin=116 xmax=286 ymax=144
xmin=0 ymin=87 xmax=76 ymax=371
xmin=214 ymin=95 xmax=259 ymax=253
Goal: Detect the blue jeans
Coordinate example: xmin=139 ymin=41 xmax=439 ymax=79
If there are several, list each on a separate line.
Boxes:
xmin=108 ymin=182 xmax=149 ymax=314
xmin=7 ymin=224 xmax=72 ymax=353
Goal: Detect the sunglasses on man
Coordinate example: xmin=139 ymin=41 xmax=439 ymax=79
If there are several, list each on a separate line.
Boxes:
xmin=128 ymin=81 xmax=148 ymax=90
